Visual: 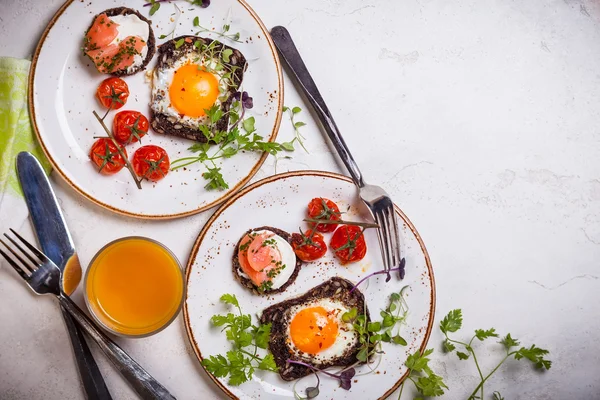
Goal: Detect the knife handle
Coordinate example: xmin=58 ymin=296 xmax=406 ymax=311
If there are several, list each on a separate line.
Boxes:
xmin=58 ymin=293 xmax=177 ymax=400
xmin=61 ymin=305 xmax=113 ymax=400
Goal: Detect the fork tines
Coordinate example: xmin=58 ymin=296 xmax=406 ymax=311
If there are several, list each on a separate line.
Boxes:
xmin=0 ymin=229 xmax=46 ymax=280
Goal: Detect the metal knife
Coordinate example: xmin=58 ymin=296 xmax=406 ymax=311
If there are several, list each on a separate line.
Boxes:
xmin=16 ymin=151 xmax=113 ymax=400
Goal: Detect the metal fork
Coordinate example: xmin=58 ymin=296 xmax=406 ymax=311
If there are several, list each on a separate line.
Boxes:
xmin=0 ymin=229 xmax=176 ymax=400
xmin=270 ymin=26 xmax=405 ymax=279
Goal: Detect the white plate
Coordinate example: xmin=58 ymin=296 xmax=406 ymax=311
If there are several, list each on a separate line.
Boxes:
xmin=184 ymin=171 xmax=436 ymax=400
xmin=29 ymin=0 xmax=283 ymax=219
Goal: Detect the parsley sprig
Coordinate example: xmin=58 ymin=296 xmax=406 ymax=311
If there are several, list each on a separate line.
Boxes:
xmin=201 ymin=294 xmax=277 ymax=386
xmin=397 ymin=348 xmax=448 ymax=399
xmin=439 ymin=309 xmax=551 ymax=400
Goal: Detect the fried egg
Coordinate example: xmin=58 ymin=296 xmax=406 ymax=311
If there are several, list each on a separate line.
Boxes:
xmin=261 ymin=277 xmax=369 ymax=379
xmin=286 ymin=298 xmax=358 ymax=364
xmin=151 ymin=44 xmax=229 ymax=129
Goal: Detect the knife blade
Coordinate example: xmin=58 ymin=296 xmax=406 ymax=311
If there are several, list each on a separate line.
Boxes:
xmin=16 ymin=151 xmax=112 ymax=400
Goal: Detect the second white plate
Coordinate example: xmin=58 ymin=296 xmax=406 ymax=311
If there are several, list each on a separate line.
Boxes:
xmin=184 ymin=171 xmax=436 ymax=400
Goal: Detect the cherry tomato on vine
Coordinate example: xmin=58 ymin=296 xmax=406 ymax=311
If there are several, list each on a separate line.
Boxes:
xmin=96 ymin=77 xmax=129 ymax=110
xmin=113 ymin=110 xmax=149 ymax=144
xmin=132 ymin=145 xmax=170 ymax=182
xmin=330 ymin=225 xmax=367 ymax=264
xmin=89 ymin=138 xmax=127 ymax=175
xmin=307 ymin=197 xmax=342 ymax=233
xmin=291 ymin=229 xmax=327 ymax=262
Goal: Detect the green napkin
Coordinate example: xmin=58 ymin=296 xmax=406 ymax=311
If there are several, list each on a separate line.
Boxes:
xmin=0 ymin=57 xmax=50 ymax=198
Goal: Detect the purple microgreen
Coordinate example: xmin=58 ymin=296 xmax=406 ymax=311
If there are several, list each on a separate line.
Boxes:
xmin=350 ymin=258 xmax=406 ymax=293
xmin=201 ymin=0 xmax=210 ymax=7
xmin=339 ymin=368 xmax=356 ymax=390
xmin=286 ymin=360 xmax=355 ymax=391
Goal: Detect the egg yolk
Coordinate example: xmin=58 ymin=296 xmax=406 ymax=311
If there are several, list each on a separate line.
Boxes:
xmin=290 ymin=306 xmax=338 ymax=354
xmin=169 ymin=63 xmax=219 ymax=118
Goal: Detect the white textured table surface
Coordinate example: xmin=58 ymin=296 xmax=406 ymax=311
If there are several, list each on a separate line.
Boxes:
xmin=1 ymin=0 xmax=600 ymax=399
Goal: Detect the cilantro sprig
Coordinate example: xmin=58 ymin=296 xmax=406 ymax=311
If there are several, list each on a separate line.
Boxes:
xmin=201 ymin=294 xmax=277 ymax=386
xmin=439 ymin=309 xmax=551 ymax=400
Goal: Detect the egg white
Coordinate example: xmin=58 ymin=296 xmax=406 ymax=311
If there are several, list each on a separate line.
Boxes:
xmin=151 ymin=50 xmax=229 ymax=129
xmin=285 ymin=298 xmax=359 ymax=364
xmin=108 ymin=14 xmax=149 ymax=73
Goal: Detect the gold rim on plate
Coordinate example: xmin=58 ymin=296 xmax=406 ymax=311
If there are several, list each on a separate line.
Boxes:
xmin=28 ymin=0 xmax=284 ymax=220
xmin=183 ymin=170 xmax=436 ymax=400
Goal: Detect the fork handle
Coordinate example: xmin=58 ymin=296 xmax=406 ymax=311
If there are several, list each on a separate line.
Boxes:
xmin=270 ymin=26 xmax=366 ymax=188
xmin=57 ymin=293 xmax=176 ymax=400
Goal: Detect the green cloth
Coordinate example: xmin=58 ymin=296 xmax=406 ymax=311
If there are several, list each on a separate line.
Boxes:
xmin=0 ymin=57 xmax=51 ymax=197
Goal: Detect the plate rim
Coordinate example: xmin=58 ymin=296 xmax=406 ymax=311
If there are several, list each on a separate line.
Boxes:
xmin=28 ymin=0 xmax=284 ymax=220
xmin=183 ymin=170 xmax=437 ymax=400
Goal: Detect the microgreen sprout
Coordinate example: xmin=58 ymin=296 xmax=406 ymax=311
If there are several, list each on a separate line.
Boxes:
xmin=145 ymin=0 xmax=210 ymax=16
xmin=281 ymin=106 xmax=308 ymax=152
xmin=193 ymin=16 xmax=242 ymax=43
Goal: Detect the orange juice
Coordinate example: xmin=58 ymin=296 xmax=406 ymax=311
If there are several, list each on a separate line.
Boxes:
xmin=85 ymin=237 xmax=183 ymax=336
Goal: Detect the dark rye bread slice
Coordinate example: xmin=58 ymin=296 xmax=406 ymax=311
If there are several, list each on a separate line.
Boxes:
xmin=260 ymin=277 xmax=371 ymax=381
xmin=84 ymin=7 xmax=156 ymax=76
xmin=232 ymin=226 xmax=302 ymax=296
xmin=150 ymin=35 xmax=247 ymax=142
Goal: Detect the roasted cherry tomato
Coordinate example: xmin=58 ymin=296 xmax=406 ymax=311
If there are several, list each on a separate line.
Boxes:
xmin=291 ymin=229 xmax=327 ymax=262
xmin=330 ymin=225 xmax=367 ymax=264
xmin=89 ymin=138 xmax=127 ymax=175
xmin=132 ymin=145 xmax=170 ymax=182
xmin=96 ymin=77 xmax=129 ymax=110
xmin=113 ymin=110 xmax=149 ymax=144
xmin=307 ymin=197 xmax=342 ymax=233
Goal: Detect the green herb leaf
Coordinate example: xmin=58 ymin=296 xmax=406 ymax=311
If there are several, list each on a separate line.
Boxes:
xmin=292 ymin=106 xmax=302 ymax=114
xmin=254 ymin=324 xmax=271 ymax=349
xmin=222 ymin=48 xmax=233 ymax=62
xmin=367 ymin=321 xmax=381 ymax=332
xmin=500 ymin=333 xmax=519 ymax=350
xmin=175 ymin=38 xmax=185 ymax=49
xmin=149 ymin=2 xmax=160 ymax=16
xmin=159 ymin=34 xmax=168 ymax=39
xmin=220 ymin=293 xmax=239 ymax=308
xmin=242 ymin=117 xmax=256 ymax=134
xmin=342 ymin=308 xmax=357 ymax=323
xmin=475 ymin=328 xmax=499 ymax=341
xmin=443 ymin=338 xmax=455 ymax=352
xmin=282 ymin=106 xmax=289 ymax=112
xmin=440 ymin=309 xmax=462 ymax=334
xmin=294 ymin=121 xmax=306 ymax=128
xmin=356 ymin=347 xmax=369 ymax=362
xmin=392 ymin=335 xmax=407 ymax=345
xmin=258 ymin=353 xmax=277 ymax=371
xmin=201 ymin=354 xmax=230 ymax=377
xmin=514 ymin=345 xmax=552 ymax=370
xmin=193 ymin=16 xmax=200 ymax=26
xmin=281 ymin=141 xmax=295 ymax=151
xmin=456 ymin=351 xmax=470 ymax=360
xmin=493 ymin=391 xmax=505 ymax=400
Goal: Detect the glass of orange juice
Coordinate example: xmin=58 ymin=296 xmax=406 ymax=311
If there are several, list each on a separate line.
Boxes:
xmin=84 ymin=237 xmax=184 ymax=337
